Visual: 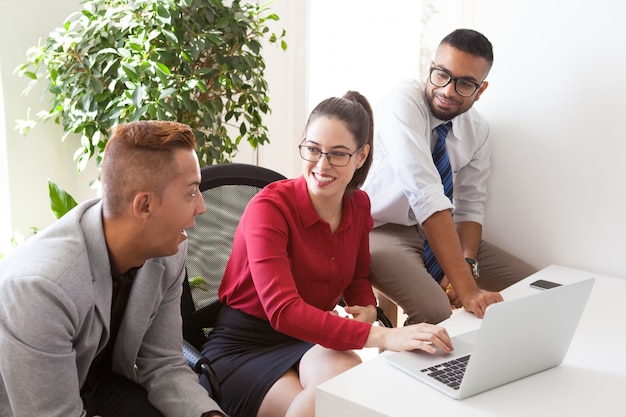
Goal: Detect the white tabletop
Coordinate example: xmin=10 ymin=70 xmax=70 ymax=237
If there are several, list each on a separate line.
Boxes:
xmin=316 ymin=265 xmax=626 ymax=417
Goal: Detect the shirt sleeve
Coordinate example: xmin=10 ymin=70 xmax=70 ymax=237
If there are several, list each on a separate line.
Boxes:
xmin=0 ymin=276 xmax=87 ymax=417
xmin=449 ymin=115 xmax=491 ymax=225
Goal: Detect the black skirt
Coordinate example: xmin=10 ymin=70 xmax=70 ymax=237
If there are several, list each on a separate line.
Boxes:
xmin=200 ymin=304 xmax=314 ymax=417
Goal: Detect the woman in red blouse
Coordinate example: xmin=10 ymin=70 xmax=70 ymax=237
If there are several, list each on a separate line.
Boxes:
xmin=201 ymin=91 xmax=453 ymax=417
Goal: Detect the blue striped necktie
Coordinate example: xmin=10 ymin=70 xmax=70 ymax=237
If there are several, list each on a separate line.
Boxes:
xmin=423 ymin=122 xmax=453 ymax=283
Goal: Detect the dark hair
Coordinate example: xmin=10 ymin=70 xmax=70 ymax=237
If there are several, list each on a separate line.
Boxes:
xmin=303 ymin=91 xmax=374 ymax=194
xmin=101 ymin=120 xmax=197 ymax=217
xmin=440 ymin=29 xmax=494 ymax=70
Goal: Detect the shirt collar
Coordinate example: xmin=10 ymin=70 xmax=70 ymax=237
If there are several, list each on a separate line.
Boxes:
xmin=294 ymin=175 xmax=353 ymax=232
xmin=430 ymin=114 xmax=464 ymax=143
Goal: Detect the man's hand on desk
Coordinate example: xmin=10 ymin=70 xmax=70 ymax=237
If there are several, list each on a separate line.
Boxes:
xmin=442 ymin=278 xmax=503 ymax=319
xmin=457 ymin=289 xmax=503 ymax=318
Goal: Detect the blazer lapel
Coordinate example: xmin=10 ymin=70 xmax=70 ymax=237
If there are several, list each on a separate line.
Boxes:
xmin=81 ymin=201 xmax=113 ymax=349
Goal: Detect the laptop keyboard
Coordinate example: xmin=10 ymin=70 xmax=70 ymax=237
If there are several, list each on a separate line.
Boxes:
xmin=421 ymin=355 xmax=470 ymax=390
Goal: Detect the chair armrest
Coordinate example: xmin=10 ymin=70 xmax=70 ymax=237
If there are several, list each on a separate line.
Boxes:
xmin=376 ymin=306 xmax=394 ymax=328
xmin=183 ymin=339 xmax=222 ymax=405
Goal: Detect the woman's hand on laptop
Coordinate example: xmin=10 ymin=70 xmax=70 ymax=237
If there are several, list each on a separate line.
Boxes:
xmin=365 ymin=323 xmax=454 ymax=354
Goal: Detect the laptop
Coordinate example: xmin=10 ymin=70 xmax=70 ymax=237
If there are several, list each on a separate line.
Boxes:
xmin=386 ymin=278 xmax=594 ymax=399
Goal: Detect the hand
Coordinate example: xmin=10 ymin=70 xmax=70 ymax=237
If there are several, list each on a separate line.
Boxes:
xmin=391 ymin=323 xmax=453 ymax=353
xmin=344 ymin=304 xmax=377 ymax=323
xmin=367 ymin=322 xmax=453 ymax=353
xmin=460 ymin=289 xmax=503 ymax=318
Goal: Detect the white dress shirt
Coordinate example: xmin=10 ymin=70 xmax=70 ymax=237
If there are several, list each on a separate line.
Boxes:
xmin=362 ymin=79 xmax=491 ymax=228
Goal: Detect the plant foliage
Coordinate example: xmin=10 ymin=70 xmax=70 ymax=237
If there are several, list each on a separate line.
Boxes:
xmin=16 ymin=0 xmax=287 ymax=170
xmin=48 ymin=179 xmax=78 ymax=219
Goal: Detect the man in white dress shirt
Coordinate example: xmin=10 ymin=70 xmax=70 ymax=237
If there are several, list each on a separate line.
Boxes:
xmin=362 ymin=29 xmax=535 ymax=325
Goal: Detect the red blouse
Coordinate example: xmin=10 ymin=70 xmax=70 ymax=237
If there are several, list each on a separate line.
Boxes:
xmin=219 ymin=176 xmax=376 ymax=351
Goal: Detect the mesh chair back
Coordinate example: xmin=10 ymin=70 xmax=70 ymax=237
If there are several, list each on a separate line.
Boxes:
xmin=186 ymin=184 xmax=262 ymax=310
xmin=182 ymin=163 xmax=286 ymax=348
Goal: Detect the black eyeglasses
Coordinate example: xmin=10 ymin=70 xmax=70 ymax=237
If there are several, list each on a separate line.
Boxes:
xmin=429 ymin=67 xmax=483 ymax=97
xmin=298 ymin=144 xmax=360 ymax=167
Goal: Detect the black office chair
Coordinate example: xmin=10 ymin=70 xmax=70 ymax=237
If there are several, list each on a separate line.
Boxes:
xmin=180 ymin=163 xmax=285 ymax=404
xmin=180 ymin=163 xmax=393 ymax=405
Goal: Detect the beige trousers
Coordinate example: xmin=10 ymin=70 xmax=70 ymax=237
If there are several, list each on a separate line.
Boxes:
xmin=369 ymin=223 xmax=537 ymax=325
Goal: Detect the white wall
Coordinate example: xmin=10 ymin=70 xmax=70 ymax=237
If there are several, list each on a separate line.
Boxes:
xmin=234 ymin=0 xmax=309 ymax=180
xmin=473 ymin=0 xmax=626 ymax=279
xmin=0 ymin=60 xmax=9 ymax=254
xmin=2 ymin=0 xmax=625 ymax=279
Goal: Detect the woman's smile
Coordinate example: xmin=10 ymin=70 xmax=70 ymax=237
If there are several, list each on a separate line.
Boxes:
xmin=313 ymin=171 xmax=336 ymax=185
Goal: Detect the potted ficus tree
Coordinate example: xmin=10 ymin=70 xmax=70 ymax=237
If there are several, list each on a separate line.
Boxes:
xmin=16 ymin=0 xmax=286 ymax=215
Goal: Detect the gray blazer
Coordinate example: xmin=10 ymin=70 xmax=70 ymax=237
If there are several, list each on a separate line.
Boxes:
xmin=0 ymin=199 xmax=222 ymax=417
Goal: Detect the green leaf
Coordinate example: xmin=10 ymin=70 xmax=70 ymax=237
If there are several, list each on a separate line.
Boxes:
xmin=121 ymin=62 xmax=138 ymax=82
xmin=155 ymin=62 xmax=171 ymax=75
xmin=216 ymin=16 xmax=230 ymax=29
xmin=131 ymin=85 xmax=145 ymax=107
xmin=206 ymin=33 xmax=223 ymax=44
xmin=162 ymin=29 xmax=178 ymax=43
xmin=158 ymin=87 xmax=177 ymax=100
xmin=23 ymin=71 xmax=38 ymax=80
xmin=188 ymin=275 xmax=208 ymax=286
xmin=156 ymin=4 xmax=171 ymax=20
xmin=131 ymin=104 xmax=149 ymax=121
xmin=97 ymin=47 xmax=120 ymax=56
xmin=48 ymin=180 xmax=78 ymax=219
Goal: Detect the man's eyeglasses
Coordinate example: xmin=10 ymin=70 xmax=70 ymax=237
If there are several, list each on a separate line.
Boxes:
xmin=298 ymin=144 xmax=359 ymax=167
xmin=429 ymin=67 xmax=483 ymax=97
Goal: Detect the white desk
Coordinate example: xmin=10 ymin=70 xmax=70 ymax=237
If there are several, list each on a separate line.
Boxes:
xmin=316 ymin=265 xmax=626 ymax=417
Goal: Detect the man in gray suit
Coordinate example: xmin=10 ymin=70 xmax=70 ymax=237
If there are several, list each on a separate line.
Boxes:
xmin=0 ymin=121 xmax=226 ymax=417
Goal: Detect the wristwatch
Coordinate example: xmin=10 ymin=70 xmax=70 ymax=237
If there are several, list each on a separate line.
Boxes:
xmin=465 ymin=257 xmax=480 ymax=279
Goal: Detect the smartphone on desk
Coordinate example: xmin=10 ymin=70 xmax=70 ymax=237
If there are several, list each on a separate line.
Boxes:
xmin=530 ymin=279 xmax=562 ymax=290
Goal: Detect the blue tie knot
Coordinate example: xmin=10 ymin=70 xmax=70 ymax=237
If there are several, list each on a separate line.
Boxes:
xmin=435 ymin=121 xmax=452 ymax=140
